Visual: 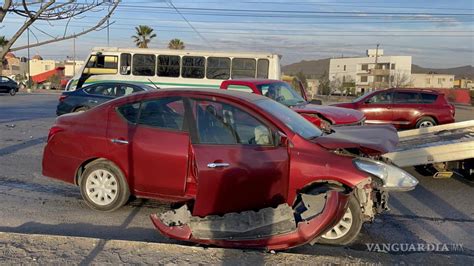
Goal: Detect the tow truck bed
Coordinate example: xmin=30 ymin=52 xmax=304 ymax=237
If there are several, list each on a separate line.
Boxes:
xmin=383 ymin=120 xmax=474 ymax=168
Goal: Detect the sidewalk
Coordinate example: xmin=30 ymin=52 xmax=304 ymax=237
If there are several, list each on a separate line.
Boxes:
xmin=19 ymin=88 xmax=62 ymax=95
xmin=0 ymin=232 xmax=366 ymax=264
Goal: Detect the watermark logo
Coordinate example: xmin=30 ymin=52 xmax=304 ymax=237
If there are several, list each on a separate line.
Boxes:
xmin=366 ymin=243 xmax=464 ymax=253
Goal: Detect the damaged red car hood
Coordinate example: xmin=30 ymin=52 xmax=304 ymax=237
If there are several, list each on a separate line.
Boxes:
xmin=313 ymin=124 xmax=398 ymax=154
xmin=291 ymin=103 xmax=365 ymax=125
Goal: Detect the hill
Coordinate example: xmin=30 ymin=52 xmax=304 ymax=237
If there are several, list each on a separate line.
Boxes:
xmin=412 ymin=65 xmax=474 ymax=79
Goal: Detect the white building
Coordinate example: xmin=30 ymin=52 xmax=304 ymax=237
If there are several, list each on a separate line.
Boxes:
xmin=63 ymin=60 xmax=85 ymax=77
xmin=329 ymin=49 xmax=412 ymax=94
xmin=412 ymin=73 xmax=455 ymax=88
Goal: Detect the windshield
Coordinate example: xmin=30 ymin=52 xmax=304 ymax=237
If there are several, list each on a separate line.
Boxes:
xmin=256 ymin=99 xmax=323 ymax=139
xmin=256 ymin=82 xmax=306 ymax=106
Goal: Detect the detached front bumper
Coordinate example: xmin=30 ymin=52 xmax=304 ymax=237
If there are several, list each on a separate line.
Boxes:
xmin=150 ymin=190 xmax=349 ymax=251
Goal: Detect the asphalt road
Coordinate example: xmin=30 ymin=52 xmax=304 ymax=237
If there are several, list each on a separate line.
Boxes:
xmin=0 ymin=93 xmax=473 ymax=264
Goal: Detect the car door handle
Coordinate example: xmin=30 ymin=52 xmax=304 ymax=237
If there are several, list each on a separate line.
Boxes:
xmin=111 ymin=139 xmax=129 ymax=145
xmin=207 ymin=163 xmax=230 ymax=168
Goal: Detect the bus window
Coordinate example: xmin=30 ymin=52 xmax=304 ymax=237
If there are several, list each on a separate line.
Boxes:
xmin=120 ymin=53 xmax=131 ymax=75
xmin=84 ymin=55 xmax=118 ymax=74
xmin=157 ymin=55 xmax=180 ymax=77
xmin=133 ymin=54 xmax=156 ymax=76
xmin=182 ymin=56 xmax=205 ymax=79
xmin=257 ymin=59 xmax=269 ymax=79
xmin=232 ymin=58 xmax=256 ymax=78
xmin=206 ymin=57 xmax=230 ymax=80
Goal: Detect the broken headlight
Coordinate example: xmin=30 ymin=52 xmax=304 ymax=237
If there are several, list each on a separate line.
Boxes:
xmin=353 ymin=158 xmax=418 ymax=191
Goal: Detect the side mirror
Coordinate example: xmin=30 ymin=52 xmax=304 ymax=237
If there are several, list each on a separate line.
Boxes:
xmin=310 ymin=99 xmax=322 ymax=105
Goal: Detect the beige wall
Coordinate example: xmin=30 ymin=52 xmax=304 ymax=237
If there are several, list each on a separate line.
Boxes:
xmin=64 ymin=60 xmax=85 ymax=77
xmin=411 ymin=73 xmax=455 ymax=88
xmin=29 ymin=59 xmax=57 ymax=76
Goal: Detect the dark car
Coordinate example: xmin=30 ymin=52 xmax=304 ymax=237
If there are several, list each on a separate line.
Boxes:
xmin=332 ymin=88 xmax=455 ymax=129
xmin=43 ymin=88 xmax=418 ymax=249
xmin=56 ymin=82 xmax=155 ymax=115
xmin=0 ymin=76 xmax=19 ymax=96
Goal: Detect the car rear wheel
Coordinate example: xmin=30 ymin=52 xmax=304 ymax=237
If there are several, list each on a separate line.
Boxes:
xmin=416 ymin=117 xmax=437 ymax=128
xmin=80 ymin=160 xmax=130 ymax=212
xmin=318 ymin=196 xmax=363 ymax=245
xmin=74 ymin=107 xmax=89 ymax=113
xmin=9 ymin=88 xmax=16 ymax=96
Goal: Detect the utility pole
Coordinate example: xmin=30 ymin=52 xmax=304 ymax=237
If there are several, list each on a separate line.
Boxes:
xmin=372 ymin=43 xmax=380 ymax=90
xmin=107 ymin=18 xmax=110 ymax=46
xmin=27 ymin=28 xmax=31 ymax=88
xmin=73 ymin=36 xmax=76 ymax=75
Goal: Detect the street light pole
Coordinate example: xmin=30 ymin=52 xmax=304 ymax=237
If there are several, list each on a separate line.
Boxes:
xmin=27 ymin=28 xmax=31 ymax=88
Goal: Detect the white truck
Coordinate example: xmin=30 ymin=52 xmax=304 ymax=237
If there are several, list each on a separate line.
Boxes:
xmin=383 ymin=120 xmax=474 ymax=180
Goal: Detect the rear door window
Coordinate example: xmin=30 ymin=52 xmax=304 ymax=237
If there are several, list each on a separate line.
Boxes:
xmin=420 ymin=93 xmax=438 ymax=104
xmin=138 ymin=97 xmax=186 ymax=131
xmin=394 ymin=91 xmax=419 ymax=104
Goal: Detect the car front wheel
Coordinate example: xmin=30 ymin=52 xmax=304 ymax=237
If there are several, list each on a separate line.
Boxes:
xmin=318 ymin=195 xmax=363 ymax=245
xmin=80 ymin=160 xmax=130 ymax=212
xmin=9 ymin=88 xmax=17 ymax=96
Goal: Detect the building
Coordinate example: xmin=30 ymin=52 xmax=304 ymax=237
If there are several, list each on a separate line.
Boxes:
xmin=329 ymin=49 xmax=412 ymax=94
xmin=411 ymin=73 xmax=455 ymax=88
xmin=1 ymin=52 xmax=28 ymax=77
xmin=454 ymin=78 xmax=473 ymax=89
xmin=29 ymin=55 xmax=58 ymax=76
xmin=63 ymin=60 xmax=85 ymax=77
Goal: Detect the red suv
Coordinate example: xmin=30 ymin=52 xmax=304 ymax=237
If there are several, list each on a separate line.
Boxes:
xmin=333 ymin=88 xmax=455 ymax=129
xmin=42 ymin=88 xmax=417 ymax=250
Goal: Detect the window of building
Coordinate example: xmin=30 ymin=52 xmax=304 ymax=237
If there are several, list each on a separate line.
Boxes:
xmin=361 ymin=64 xmax=368 ymax=71
xmin=438 ymin=78 xmax=442 ymax=84
xmin=426 ymin=78 xmax=431 ymax=84
xmin=138 ymin=97 xmax=186 ymax=131
xmin=257 ymin=59 xmax=269 ymax=78
xmin=390 ymin=76 xmax=394 ymax=83
xmin=206 ymin=57 xmax=230 ymax=80
xmin=45 ymin=65 xmax=51 ymax=71
xmin=361 ymin=76 xmax=368 ymax=82
xmin=193 ymin=99 xmax=273 ymax=146
xmin=132 ymin=54 xmax=156 ymax=76
xmin=120 ymin=53 xmax=131 ymax=75
xmin=343 ymin=65 xmax=346 ymax=71
xmin=231 ymin=58 xmax=256 ymax=78
xmin=157 ymin=55 xmax=180 ymax=77
xmin=182 ymin=56 xmax=205 ymax=79
xmin=391 ymin=64 xmax=396 ymax=70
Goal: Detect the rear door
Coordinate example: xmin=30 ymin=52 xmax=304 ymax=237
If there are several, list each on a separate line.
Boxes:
xmin=391 ymin=91 xmax=421 ymax=127
xmin=358 ymin=91 xmax=394 ymax=124
xmin=189 ymin=97 xmax=290 ymax=217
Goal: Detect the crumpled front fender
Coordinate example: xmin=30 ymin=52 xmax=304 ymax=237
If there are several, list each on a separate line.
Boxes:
xmin=150 ymin=190 xmax=349 ymax=251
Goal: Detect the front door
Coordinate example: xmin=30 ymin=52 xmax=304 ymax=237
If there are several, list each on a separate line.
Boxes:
xmin=359 ymin=91 xmax=394 ymax=125
xmin=189 ymin=98 xmax=290 ymax=217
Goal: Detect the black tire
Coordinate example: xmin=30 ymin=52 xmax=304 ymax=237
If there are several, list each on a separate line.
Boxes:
xmin=79 ymin=160 xmax=130 ymax=212
xmin=9 ymin=88 xmax=17 ymax=96
xmin=318 ymin=196 xmax=363 ymax=246
xmin=416 ymin=117 xmax=437 ymax=128
xmin=74 ymin=107 xmax=89 ymax=113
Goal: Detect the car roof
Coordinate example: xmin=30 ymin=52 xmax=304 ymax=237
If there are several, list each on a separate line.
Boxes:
xmin=125 ymin=87 xmax=269 ymax=103
xmin=82 ymin=82 xmax=155 ymax=90
xmin=225 ymin=79 xmax=284 ymax=85
xmin=376 ymin=88 xmax=440 ymax=94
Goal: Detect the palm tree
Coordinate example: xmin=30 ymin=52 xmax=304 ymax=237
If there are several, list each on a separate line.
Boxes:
xmin=132 ymin=25 xmax=156 ymax=48
xmin=0 ymin=36 xmax=8 ymax=48
xmin=168 ymin=38 xmax=185 ymax=50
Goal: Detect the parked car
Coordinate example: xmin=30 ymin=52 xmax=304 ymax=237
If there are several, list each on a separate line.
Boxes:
xmin=220 ymin=79 xmax=365 ymax=130
xmin=0 ymin=76 xmax=19 ymax=96
xmin=56 ymin=82 xmax=156 ymax=115
xmin=42 ymin=88 xmax=418 ymax=250
xmin=332 ymin=88 xmax=455 ymax=129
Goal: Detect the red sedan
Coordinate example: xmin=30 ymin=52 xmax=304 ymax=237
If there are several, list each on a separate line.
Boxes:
xmin=333 ymin=88 xmax=455 ymax=129
xmin=220 ymin=79 xmax=365 ymax=130
xmin=42 ymin=88 xmax=417 ymax=250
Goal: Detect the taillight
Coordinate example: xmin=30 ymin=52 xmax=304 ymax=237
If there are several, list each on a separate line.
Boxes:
xmin=59 ymin=95 xmax=68 ymax=102
xmin=47 ymin=126 xmax=64 ymax=142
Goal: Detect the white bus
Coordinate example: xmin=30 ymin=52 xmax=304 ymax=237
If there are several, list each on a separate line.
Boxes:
xmin=71 ymin=47 xmax=281 ymax=90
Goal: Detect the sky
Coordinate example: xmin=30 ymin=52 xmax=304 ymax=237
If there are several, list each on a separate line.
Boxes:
xmin=1 ymin=0 xmax=473 ymax=67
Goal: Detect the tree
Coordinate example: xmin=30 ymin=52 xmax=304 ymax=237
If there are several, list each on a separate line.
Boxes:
xmin=319 ymin=71 xmax=331 ymax=96
xmin=0 ymin=1 xmax=120 ymax=63
xmin=0 ymin=36 xmax=8 ymax=47
xmin=132 ymin=25 xmax=157 ymax=48
xmin=168 ymin=38 xmax=185 ymax=50
xmin=391 ymin=71 xmax=413 ymax=88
